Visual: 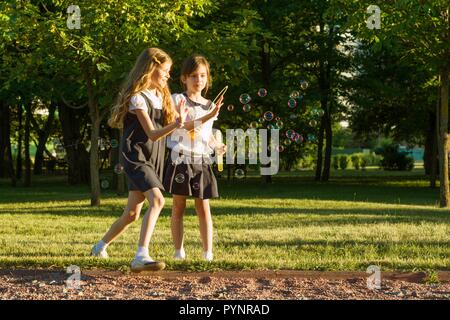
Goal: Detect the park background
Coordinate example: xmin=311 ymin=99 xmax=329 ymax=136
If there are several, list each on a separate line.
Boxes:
xmin=0 ymin=0 xmax=449 ymax=274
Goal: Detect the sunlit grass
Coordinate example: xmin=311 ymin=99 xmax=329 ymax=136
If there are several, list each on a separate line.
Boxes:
xmin=0 ymin=169 xmax=449 ymax=271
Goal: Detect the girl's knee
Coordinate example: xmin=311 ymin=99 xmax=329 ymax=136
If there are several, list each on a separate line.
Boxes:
xmin=151 ymin=196 xmax=165 ymax=210
xmin=123 ymin=209 xmax=140 ymax=223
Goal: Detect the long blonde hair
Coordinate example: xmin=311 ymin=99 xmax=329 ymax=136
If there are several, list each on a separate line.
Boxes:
xmin=108 ymin=48 xmax=177 ymax=128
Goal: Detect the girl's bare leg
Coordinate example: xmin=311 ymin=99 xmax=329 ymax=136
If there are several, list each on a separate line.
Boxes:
xmin=101 ymin=191 xmax=145 ymax=244
xmin=194 ymin=198 xmax=213 ymax=254
xmin=171 ymin=195 xmax=187 ymax=251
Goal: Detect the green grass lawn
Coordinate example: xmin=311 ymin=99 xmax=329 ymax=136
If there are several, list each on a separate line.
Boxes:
xmin=0 ymin=168 xmax=449 ymax=272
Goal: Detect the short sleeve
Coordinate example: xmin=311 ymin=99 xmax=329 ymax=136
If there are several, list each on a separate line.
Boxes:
xmin=129 ymin=95 xmax=148 ymax=112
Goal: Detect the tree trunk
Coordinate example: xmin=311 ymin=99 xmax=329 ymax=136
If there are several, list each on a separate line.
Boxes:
xmin=85 ymin=70 xmax=101 ymax=206
xmin=322 ymin=101 xmax=332 ymax=181
xmin=0 ymin=103 xmax=16 ymax=186
xmin=58 ymin=104 xmax=90 ymax=184
xmin=33 ymin=102 xmax=56 ymax=175
xmin=315 ymin=116 xmax=325 ymax=181
xmin=24 ymin=102 xmax=32 ymax=187
xmin=261 ymin=40 xmax=272 ymax=183
xmin=438 ymin=67 xmax=449 ymax=207
xmin=16 ymin=105 xmax=23 ymax=180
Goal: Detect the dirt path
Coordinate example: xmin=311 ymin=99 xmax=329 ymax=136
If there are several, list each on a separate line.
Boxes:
xmin=1 ymin=269 xmax=449 ymax=300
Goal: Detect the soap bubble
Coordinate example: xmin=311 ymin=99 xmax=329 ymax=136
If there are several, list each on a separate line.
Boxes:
xmin=290 ymin=91 xmax=300 ymax=99
xmin=243 ymin=104 xmax=252 ymax=112
xmin=288 ymin=99 xmax=297 ymax=108
xmin=227 ymin=104 xmax=235 ymax=111
xmin=250 ymin=121 xmax=258 ymax=129
xmin=114 ymin=163 xmax=124 ymax=174
xmin=286 ymin=129 xmax=295 ymax=138
xmin=239 ymin=93 xmax=251 ymax=104
xmin=263 ymin=111 xmax=274 ymax=121
xmin=258 ymin=117 xmax=265 ymax=124
xmin=300 ymin=80 xmax=309 ymax=90
xmin=257 ymin=88 xmax=268 ymax=97
xmin=192 ymin=182 xmax=200 ymax=190
xmin=276 ymin=120 xmax=284 ymax=128
xmin=101 ymin=179 xmax=110 ymax=189
xmin=309 ymin=119 xmax=318 ymax=127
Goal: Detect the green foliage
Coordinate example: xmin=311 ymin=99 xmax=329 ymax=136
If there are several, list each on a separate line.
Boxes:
xmin=332 ymin=155 xmax=339 ymax=170
xmin=338 ymin=154 xmax=349 ymax=170
xmin=375 ymin=144 xmax=415 ymax=171
xmin=351 ymin=154 xmax=361 ymax=170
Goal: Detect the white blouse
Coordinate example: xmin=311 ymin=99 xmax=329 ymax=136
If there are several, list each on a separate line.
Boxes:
xmin=167 ymin=93 xmax=218 ymax=156
xmin=129 ymin=89 xmax=162 ymax=111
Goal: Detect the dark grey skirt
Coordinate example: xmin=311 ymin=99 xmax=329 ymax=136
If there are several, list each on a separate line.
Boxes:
xmin=163 ymin=155 xmax=219 ymax=200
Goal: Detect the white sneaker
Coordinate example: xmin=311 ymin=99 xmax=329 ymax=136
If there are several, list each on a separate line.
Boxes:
xmin=203 ymin=251 xmax=213 ymax=262
xmin=131 ymin=256 xmax=166 ymax=272
xmin=173 ymin=249 xmax=186 ymax=260
xmin=91 ymin=243 xmax=109 ymax=259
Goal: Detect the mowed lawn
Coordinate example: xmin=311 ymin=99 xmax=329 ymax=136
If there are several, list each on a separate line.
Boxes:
xmin=0 ymin=168 xmax=449 ymax=272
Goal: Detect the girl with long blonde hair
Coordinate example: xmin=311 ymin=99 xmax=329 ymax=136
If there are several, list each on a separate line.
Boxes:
xmin=91 ymin=47 xmax=187 ymax=272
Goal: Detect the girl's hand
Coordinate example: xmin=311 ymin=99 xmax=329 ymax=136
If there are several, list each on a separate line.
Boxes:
xmin=215 ymin=143 xmax=227 ymax=156
xmin=177 ymin=98 xmax=188 ymax=127
xmin=209 ymin=95 xmax=224 ymax=118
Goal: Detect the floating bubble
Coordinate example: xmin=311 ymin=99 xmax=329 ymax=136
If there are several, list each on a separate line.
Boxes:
xmin=175 ymin=173 xmax=185 ymax=184
xmin=275 ymin=116 xmax=281 ymax=122
xmin=288 ymin=99 xmax=297 ymax=108
xmin=250 ymin=121 xmax=258 ymax=129
xmin=276 ymin=120 xmax=284 ymax=128
xmin=307 ymin=133 xmax=317 ymax=142
xmin=292 ymin=132 xmax=303 ymax=143
xmin=286 ymin=129 xmax=295 ymax=138
xmin=114 ymin=163 xmax=124 ymax=174
xmin=258 ymin=117 xmax=265 ymax=124
xmin=192 ymin=182 xmax=200 ymax=190
xmin=295 ymin=134 xmax=304 ymax=143
xmin=257 ymin=88 xmax=268 ymax=97
xmin=276 ymin=145 xmax=285 ymax=152
xmin=309 ymin=119 xmax=318 ymax=127
xmin=239 ymin=93 xmax=251 ymax=104
xmin=267 ymin=123 xmax=275 ymax=130
xmin=283 ymin=139 xmax=292 ymax=146
xmin=243 ymin=104 xmax=252 ymax=112
xmin=317 ymin=109 xmax=325 ymax=117
xmin=263 ymin=111 xmax=274 ymax=121
xmin=110 ymin=139 xmax=118 ymax=148
xmin=234 ymin=168 xmax=245 ymax=179
xmin=300 ymin=80 xmax=309 ymax=90
xmin=290 ymin=91 xmax=300 ymax=99
xmin=227 ymin=104 xmax=235 ymax=111
xmin=101 ymin=180 xmax=110 ymax=189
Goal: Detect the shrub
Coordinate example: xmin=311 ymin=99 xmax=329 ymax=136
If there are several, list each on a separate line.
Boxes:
xmin=376 ymin=144 xmax=415 ymax=171
xmin=339 ymin=155 xmax=349 ymax=170
xmin=350 ymin=154 xmax=361 ymax=170
xmin=332 ymin=156 xmax=339 ymax=170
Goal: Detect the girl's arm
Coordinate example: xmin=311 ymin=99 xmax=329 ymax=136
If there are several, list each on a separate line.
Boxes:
xmin=135 ymin=99 xmax=187 ymax=142
xmin=183 ymin=95 xmax=224 ymax=132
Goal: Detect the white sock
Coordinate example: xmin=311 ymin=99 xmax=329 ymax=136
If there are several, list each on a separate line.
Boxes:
xmin=175 ymin=248 xmax=185 ymax=258
xmin=203 ymin=251 xmax=213 ymax=261
xmin=135 ymin=246 xmax=149 ymax=258
xmin=96 ymin=240 xmax=108 ymax=251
